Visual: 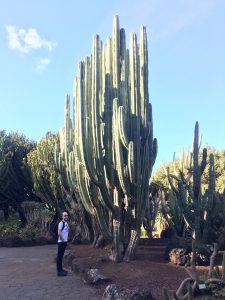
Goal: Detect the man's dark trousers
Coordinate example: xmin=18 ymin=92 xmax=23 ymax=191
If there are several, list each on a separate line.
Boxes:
xmin=57 ymin=242 xmax=67 ymax=272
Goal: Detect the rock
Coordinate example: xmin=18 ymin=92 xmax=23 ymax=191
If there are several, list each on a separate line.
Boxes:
xmin=166 ymin=237 xmax=212 ymax=266
xmin=102 ymin=284 xmax=122 ymax=299
xmin=102 ymin=284 xmax=153 ymax=300
xmin=169 ymin=248 xmax=189 ymax=266
xmin=165 ymin=237 xmax=192 ymax=259
xmin=83 ymin=268 xmax=111 ymax=285
xmin=63 ymin=251 xmax=111 ymax=285
xmin=71 ymin=259 xmax=83 ymax=274
xmin=63 ymin=251 xmax=76 ymax=268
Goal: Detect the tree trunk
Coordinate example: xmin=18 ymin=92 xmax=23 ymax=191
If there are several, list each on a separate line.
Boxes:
xmin=3 ymin=204 xmax=9 ymax=221
xmin=123 ymin=229 xmax=140 ymax=261
xmin=91 ymin=215 xmax=103 ymax=247
xmin=109 ymin=219 xmax=124 ymax=262
xmin=18 ymin=208 xmax=27 ymax=227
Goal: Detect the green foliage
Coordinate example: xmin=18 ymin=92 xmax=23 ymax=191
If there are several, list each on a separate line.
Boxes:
xmin=159 ymin=190 xmax=184 ymax=236
xmin=140 ymin=225 xmax=148 ymax=237
xmin=202 ymin=148 xmax=225 ymax=193
xmin=0 ymin=130 xmax=37 ymax=224
xmin=152 ymin=128 xmax=225 ymax=241
xmin=18 ymin=222 xmax=41 ymax=239
xmin=27 ymin=132 xmax=64 ymax=212
xmin=0 ymin=223 xmax=19 ymax=237
xmin=28 ymin=132 xmax=94 ymax=244
xmin=21 ymin=201 xmax=42 ymax=223
xmin=143 ymin=189 xmax=160 ymax=238
xmin=152 ymin=148 xmax=225 ymax=195
xmin=0 ymin=203 xmax=54 ymax=239
xmin=21 ymin=201 xmax=54 ymax=236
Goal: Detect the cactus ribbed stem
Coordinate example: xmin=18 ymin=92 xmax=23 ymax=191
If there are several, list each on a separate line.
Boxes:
xmin=59 ymin=16 xmax=157 ymax=261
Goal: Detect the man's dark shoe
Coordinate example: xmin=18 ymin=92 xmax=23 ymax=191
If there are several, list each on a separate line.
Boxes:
xmin=62 ymin=269 xmax=68 ymax=274
xmin=57 ymin=271 xmax=67 ymax=276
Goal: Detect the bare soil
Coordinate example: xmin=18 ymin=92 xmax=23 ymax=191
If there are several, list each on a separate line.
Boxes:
xmin=69 ymin=238 xmax=224 ymax=300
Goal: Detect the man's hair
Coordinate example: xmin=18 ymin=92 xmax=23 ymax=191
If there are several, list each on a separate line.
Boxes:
xmin=62 ymin=211 xmax=68 ymax=217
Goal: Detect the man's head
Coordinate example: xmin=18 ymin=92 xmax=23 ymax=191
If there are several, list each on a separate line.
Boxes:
xmin=62 ymin=211 xmax=69 ymax=221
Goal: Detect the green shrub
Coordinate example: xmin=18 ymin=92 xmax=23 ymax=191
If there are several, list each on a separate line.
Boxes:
xmin=140 ymin=225 xmax=148 ymax=238
xmin=18 ymin=223 xmax=41 ymax=239
xmin=0 ymin=214 xmax=21 ymax=227
xmin=0 ymin=224 xmax=19 ymax=237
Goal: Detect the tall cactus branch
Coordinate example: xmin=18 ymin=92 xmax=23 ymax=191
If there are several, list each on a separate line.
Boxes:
xmin=60 ymin=16 xmax=157 ymax=261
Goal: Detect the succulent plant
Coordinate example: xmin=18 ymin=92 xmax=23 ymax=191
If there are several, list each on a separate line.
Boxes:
xmin=58 ymin=16 xmax=157 ymax=261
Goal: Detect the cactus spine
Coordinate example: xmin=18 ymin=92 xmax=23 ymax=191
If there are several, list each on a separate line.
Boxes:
xmin=60 ymin=16 xmax=157 ymax=261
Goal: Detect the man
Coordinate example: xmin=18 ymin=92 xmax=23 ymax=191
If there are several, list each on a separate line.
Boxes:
xmin=56 ymin=211 xmax=69 ymax=276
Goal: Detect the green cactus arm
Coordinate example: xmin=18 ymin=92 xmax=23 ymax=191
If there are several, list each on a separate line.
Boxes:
xmin=118 ymin=106 xmax=129 ymax=149
xmin=113 ymin=98 xmax=131 ymax=197
xmin=128 ymin=141 xmax=135 ymax=184
xmin=139 ymin=26 xmax=148 ymax=127
xmin=112 ymin=16 xmax=120 ymax=89
xmin=94 ymin=206 xmax=113 ymax=242
xmin=75 ymin=163 xmax=94 ymax=215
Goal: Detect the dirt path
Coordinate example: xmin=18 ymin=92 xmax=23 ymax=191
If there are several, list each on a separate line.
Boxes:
xmin=69 ymin=239 xmax=223 ymax=300
xmin=0 ymin=245 xmax=100 ymax=300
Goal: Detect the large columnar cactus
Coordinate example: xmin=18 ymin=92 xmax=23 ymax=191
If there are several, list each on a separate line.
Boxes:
xmin=164 ymin=122 xmax=220 ymax=242
xmin=60 ymin=16 xmax=157 ymax=261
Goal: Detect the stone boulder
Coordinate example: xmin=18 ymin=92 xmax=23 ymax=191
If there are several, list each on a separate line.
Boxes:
xmin=63 ymin=251 xmax=76 ymax=268
xmin=82 ymin=268 xmax=111 ymax=285
xmin=102 ymin=284 xmax=153 ymax=300
xmin=71 ymin=259 xmax=84 ymax=274
xmin=63 ymin=250 xmax=111 ymax=285
xmin=169 ymin=248 xmax=189 ymax=266
xmin=166 ymin=237 xmax=212 ymax=266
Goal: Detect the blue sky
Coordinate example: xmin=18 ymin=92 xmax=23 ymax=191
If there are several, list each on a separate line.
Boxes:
xmin=0 ymin=0 xmax=224 ymax=170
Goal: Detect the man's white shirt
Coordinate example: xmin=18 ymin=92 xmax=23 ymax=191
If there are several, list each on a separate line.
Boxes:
xmin=58 ymin=221 xmax=69 ymax=242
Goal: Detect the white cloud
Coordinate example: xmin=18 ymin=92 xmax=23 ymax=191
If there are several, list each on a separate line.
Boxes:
xmin=155 ymin=14 xmax=196 ymax=39
xmin=151 ymin=0 xmax=215 ymax=40
xmin=5 ymin=25 xmax=57 ymax=54
xmin=36 ymin=57 xmax=50 ymax=71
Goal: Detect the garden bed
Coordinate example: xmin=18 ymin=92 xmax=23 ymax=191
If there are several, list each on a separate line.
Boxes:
xmin=0 ymin=235 xmax=55 ymax=247
xmin=68 ymin=238 xmax=224 ymax=300
xmin=0 ymin=216 xmax=56 ymax=247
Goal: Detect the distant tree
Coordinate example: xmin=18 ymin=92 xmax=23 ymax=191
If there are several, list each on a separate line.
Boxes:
xmin=202 ymin=148 xmax=225 ymax=193
xmin=27 ymin=132 xmax=94 ymax=243
xmin=152 ymin=147 xmax=225 ymax=194
xmin=0 ymin=131 xmax=37 ymax=225
xmin=27 ymin=132 xmax=65 ymax=212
